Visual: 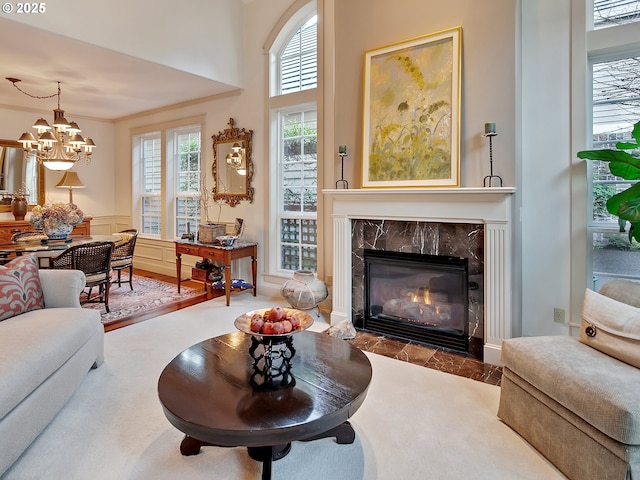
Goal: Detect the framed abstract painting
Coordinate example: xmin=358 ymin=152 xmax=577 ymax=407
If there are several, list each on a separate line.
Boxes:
xmin=362 ymin=27 xmax=461 ymax=188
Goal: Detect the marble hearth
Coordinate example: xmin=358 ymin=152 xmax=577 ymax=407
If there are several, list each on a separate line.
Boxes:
xmin=323 ymin=188 xmax=516 ymax=366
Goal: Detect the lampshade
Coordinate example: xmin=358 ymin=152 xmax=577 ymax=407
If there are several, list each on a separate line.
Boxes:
xmin=56 ymin=171 xmax=85 ymax=189
xmin=56 ymin=171 xmax=85 ymax=203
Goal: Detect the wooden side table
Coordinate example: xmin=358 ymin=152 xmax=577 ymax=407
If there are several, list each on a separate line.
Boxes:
xmin=174 ymin=239 xmax=257 ymax=306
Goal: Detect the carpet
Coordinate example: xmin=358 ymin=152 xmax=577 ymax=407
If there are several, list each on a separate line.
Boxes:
xmin=81 ymin=274 xmax=205 ymax=325
xmin=2 ymin=295 xmax=567 ymax=480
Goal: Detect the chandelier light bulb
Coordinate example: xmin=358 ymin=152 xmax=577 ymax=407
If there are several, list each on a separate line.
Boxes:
xmin=32 ymin=118 xmax=50 ymax=133
xmin=68 ymin=133 xmax=86 ymax=147
xmin=18 ymin=131 xmax=36 ymax=149
xmin=38 ymin=131 xmax=57 ymax=149
xmin=67 ymin=121 xmax=81 ymax=135
xmin=83 ymin=138 xmax=95 ymax=154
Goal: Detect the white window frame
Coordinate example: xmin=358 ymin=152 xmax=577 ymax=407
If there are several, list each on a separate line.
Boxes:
xmin=136 ymin=132 xmax=162 ymax=238
xmin=265 ymin=2 xmax=319 ymax=279
xmin=170 ymin=125 xmax=202 ymax=238
xmin=132 ymin=117 xmax=204 ymax=241
xmin=275 ymin=104 xmax=318 ymax=274
xmin=584 ymin=0 xmax=640 ymax=288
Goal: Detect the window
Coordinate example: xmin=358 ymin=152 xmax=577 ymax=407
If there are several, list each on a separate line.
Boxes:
xmin=140 ymin=133 xmax=161 ymax=236
xmin=590 ymin=57 xmax=640 ymax=224
xmin=587 ymin=0 xmax=640 ymax=289
xmin=133 ymin=122 xmax=202 ymax=239
xmin=593 ymin=0 xmax=640 ymax=29
xmin=173 ymin=127 xmax=201 ymax=238
xmin=268 ymin=8 xmax=318 ymax=275
xmin=280 ymin=16 xmax=318 ymax=94
xmin=279 ymin=109 xmax=318 ymax=271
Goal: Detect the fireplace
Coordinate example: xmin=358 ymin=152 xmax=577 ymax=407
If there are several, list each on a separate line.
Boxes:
xmin=324 ymin=187 xmax=516 ymax=366
xmin=362 ymin=249 xmax=470 ymax=351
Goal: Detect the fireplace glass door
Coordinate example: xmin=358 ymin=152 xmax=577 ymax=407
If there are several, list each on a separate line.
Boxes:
xmin=363 ymin=249 xmax=469 ymax=351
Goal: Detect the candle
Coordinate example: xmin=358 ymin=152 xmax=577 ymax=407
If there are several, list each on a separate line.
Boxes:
xmin=339 ymin=145 xmax=347 ymax=154
xmin=484 ymin=122 xmax=496 ymax=135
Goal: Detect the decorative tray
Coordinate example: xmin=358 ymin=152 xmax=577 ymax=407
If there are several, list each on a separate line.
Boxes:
xmin=234 ymin=307 xmax=314 ymax=338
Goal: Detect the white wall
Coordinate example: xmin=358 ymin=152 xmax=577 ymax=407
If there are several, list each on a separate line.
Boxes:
xmin=328 ymin=0 xmax=581 ymax=337
xmin=112 ymin=0 xmax=295 ymax=292
xmin=332 ymin=0 xmax=517 ymax=188
xmin=6 ymin=0 xmax=244 ymax=87
xmin=0 ymin=0 xmax=589 ymax=338
xmin=519 ymin=0 xmax=575 ymax=335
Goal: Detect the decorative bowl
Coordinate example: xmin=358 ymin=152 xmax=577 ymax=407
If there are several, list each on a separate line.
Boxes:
xmin=216 ymin=235 xmax=237 ymax=247
xmin=234 ymin=307 xmax=314 ymax=338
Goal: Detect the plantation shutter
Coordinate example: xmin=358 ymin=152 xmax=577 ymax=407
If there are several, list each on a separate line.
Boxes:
xmin=594 ymin=0 xmax=640 ymax=29
xmin=280 ymin=17 xmax=317 ymax=94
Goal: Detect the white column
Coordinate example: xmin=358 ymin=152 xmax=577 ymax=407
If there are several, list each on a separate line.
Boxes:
xmin=483 ymin=220 xmax=511 ymax=365
xmin=330 ymin=213 xmax=351 ymax=325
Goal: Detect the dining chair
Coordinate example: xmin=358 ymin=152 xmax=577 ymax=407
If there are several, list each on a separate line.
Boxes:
xmin=111 ymin=229 xmax=138 ymax=290
xmin=9 ymin=231 xmax=50 ymax=267
xmin=51 ymin=240 xmax=115 ymax=313
xmin=11 ymin=231 xmax=47 ymax=243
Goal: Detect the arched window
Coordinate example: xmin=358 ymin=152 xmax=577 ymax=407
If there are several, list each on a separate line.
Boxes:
xmin=266 ymin=5 xmax=319 ymax=276
xmin=280 ymin=16 xmax=317 ymax=94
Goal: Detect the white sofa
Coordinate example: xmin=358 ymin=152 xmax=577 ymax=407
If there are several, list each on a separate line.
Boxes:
xmin=0 ymin=269 xmax=104 ymax=477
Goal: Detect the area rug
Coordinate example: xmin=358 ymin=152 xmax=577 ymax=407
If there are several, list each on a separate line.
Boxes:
xmin=81 ymin=274 xmax=205 ymax=325
xmin=2 ymin=294 xmax=566 ymax=480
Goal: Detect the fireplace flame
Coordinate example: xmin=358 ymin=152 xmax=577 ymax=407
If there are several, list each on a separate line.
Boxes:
xmin=410 ymin=288 xmax=431 ymax=305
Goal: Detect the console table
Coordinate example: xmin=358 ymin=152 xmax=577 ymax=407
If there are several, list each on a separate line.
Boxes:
xmin=174 ymin=239 xmax=257 ymax=306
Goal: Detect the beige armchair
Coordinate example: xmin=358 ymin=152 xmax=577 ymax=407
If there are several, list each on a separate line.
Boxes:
xmin=498 ymin=280 xmax=640 ymax=480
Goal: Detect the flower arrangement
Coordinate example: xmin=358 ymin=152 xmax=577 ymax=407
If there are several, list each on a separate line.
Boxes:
xmin=30 ymin=202 xmax=84 ymax=231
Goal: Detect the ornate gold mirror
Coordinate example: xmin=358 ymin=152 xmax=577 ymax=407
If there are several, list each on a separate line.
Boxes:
xmin=0 ymin=139 xmax=45 ymax=212
xmin=212 ymin=118 xmax=254 ymax=207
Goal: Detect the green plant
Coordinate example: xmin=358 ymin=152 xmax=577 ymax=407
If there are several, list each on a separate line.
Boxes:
xmin=578 ymin=120 xmax=640 ymax=243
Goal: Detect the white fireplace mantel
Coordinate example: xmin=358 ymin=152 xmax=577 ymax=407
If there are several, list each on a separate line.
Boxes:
xmin=322 ymin=187 xmax=516 ymax=366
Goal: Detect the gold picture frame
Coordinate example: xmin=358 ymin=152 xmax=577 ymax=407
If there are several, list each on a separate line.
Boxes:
xmin=362 ymin=27 xmax=461 ymax=188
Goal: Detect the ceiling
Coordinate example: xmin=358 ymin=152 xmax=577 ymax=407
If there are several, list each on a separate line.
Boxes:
xmin=0 ymin=18 xmax=240 ymax=121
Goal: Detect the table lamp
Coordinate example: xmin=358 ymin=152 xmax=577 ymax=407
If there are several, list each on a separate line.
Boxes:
xmin=56 ymin=171 xmax=85 ymax=203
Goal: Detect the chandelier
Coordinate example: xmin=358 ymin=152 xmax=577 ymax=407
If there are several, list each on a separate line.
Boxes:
xmin=226 ymin=142 xmax=246 ymax=175
xmin=7 ymin=78 xmax=96 ymax=171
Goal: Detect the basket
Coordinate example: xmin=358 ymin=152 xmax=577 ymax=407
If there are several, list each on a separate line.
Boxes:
xmin=198 ymin=224 xmax=226 ymax=244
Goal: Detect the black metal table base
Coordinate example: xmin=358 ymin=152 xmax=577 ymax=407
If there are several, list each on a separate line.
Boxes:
xmin=249 ymin=335 xmax=295 ymax=390
xmin=178 ymin=421 xmax=356 ymax=480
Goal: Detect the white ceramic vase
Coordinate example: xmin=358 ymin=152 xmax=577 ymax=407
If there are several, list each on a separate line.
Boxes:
xmin=44 ymin=223 xmax=74 ymax=240
xmin=280 ymin=270 xmax=328 ymax=310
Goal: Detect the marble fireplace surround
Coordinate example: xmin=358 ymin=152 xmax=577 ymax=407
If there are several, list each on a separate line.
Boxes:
xmin=323 ymin=187 xmax=516 ymax=366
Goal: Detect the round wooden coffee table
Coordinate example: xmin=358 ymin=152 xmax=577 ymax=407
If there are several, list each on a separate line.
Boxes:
xmin=158 ymin=330 xmax=372 ymax=480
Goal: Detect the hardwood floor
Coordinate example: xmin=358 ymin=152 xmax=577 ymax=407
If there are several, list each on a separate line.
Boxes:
xmin=102 ymin=268 xmax=221 ymax=333
xmin=122 ymin=269 xmax=501 ymax=384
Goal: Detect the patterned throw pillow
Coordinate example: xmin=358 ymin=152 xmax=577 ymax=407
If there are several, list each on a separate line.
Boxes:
xmin=0 ymin=254 xmax=45 ymax=321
